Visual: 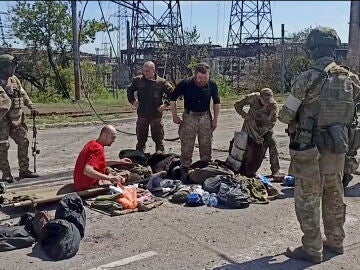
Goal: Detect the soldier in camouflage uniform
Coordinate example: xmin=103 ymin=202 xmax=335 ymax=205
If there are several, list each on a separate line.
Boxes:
xmin=0 ymin=54 xmax=39 ymax=183
xmin=170 ymin=63 xmax=221 ymax=183
xmin=234 ymin=88 xmax=280 ymax=177
xmin=127 ymin=61 xmax=173 ymax=153
xmin=279 ymin=27 xmax=360 ymax=263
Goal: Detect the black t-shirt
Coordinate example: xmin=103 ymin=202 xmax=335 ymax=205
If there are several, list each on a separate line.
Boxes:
xmin=170 ymin=78 xmax=220 ymax=112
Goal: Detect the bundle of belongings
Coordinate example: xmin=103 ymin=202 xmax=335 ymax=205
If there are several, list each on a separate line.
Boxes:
xmin=86 ymin=185 xmax=163 ymax=216
xmin=0 ymin=193 xmax=86 ymax=261
xmin=92 ymin=149 xmax=281 ymax=212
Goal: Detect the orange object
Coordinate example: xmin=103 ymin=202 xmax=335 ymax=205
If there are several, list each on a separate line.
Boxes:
xmin=116 ymin=188 xmax=138 ymax=209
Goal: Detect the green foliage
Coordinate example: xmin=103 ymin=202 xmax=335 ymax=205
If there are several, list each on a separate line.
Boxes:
xmin=8 ymin=1 xmax=113 ymax=97
xmin=184 ymin=26 xmax=200 ymax=45
xmin=80 ymin=61 xmax=112 ymax=99
xmin=213 ymin=75 xmax=233 ymax=97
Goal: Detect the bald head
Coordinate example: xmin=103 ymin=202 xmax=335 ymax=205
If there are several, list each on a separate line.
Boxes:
xmin=143 ymin=61 xmax=156 ymax=80
xmin=98 ymin=125 xmax=117 ymax=146
xmin=100 ymin=125 xmax=116 ymax=136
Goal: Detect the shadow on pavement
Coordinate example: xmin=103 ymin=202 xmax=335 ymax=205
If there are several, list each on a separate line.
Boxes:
xmin=212 ymin=250 xmax=337 ymax=270
xmin=280 ymin=187 xmax=294 ymax=198
xmin=27 ymin=242 xmax=52 ymax=261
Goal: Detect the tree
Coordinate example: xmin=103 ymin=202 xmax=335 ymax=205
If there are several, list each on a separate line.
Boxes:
xmin=283 ymin=27 xmax=313 ymax=91
xmin=184 ymin=26 xmax=200 ymax=45
xmin=9 ymin=1 xmax=111 ymax=98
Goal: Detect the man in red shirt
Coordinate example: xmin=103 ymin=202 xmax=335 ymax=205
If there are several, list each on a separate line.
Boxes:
xmin=73 ymin=125 xmax=132 ymax=191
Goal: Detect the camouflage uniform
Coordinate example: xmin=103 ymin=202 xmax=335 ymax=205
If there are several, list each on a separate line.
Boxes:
xmin=234 ymin=91 xmax=280 ymax=176
xmin=127 ymin=74 xmax=173 ymax=153
xmin=0 ymin=73 xmax=36 ymax=180
xmin=279 ymin=27 xmax=360 ymax=262
xmin=179 ymin=111 xmax=213 ymax=167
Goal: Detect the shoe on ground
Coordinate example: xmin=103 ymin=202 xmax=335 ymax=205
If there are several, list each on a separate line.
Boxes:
xmin=342 ymin=173 xmax=353 ymax=188
xmin=285 ymin=246 xmax=322 ymax=264
xmin=19 ymin=169 xmax=39 ymax=179
xmin=323 ymin=240 xmax=344 ymax=255
xmin=2 ymin=175 xmax=14 ymax=183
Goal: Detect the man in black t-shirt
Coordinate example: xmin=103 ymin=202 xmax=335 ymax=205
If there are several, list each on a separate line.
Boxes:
xmin=127 ymin=61 xmax=173 ymax=153
xmin=170 ymin=62 xmax=221 ymax=183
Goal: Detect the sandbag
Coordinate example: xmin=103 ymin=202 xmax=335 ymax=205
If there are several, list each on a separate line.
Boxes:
xmin=39 ymin=220 xmax=81 ymax=261
xmin=55 ymin=193 xmax=86 ymax=238
xmin=0 ymin=225 xmax=34 ymax=252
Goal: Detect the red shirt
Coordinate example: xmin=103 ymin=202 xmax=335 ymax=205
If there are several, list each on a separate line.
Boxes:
xmin=73 ymin=140 xmax=107 ymax=191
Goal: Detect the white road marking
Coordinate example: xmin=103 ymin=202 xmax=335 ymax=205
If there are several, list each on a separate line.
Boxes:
xmin=88 ymin=251 xmax=157 ymax=270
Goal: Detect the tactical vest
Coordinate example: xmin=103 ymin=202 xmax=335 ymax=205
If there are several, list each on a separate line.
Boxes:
xmin=296 ymin=62 xmax=355 ymax=130
xmin=316 ymin=62 xmax=354 ymax=127
xmin=1 ymin=76 xmax=24 ymax=123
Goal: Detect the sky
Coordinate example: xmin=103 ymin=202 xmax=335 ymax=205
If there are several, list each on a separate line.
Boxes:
xmin=0 ymin=1 xmax=352 ymax=55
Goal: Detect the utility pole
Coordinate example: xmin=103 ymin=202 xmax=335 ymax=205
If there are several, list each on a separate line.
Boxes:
xmin=71 ymin=0 xmax=81 ymax=101
xmin=347 ymin=0 xmax=360 ymax=73
xmin=281 ymin=24 xmax=285 ymax=94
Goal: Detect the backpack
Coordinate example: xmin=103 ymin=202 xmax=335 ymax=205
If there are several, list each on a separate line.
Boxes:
xmin=39 ymin=219 xmax=81 ymax=261
xmin=55 ymin=193 xmax=86 ymax=238
xmin=119 ymin=149 xmax=150 ymax=166
xmin=203 ymin=175 xmax=250 ymax=208
xmin=188 ymin=164 xmax=235 ymax=184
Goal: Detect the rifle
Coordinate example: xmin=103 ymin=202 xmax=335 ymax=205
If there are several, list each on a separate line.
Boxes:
xmin=31 ymin=114 xmax=40 ymax=173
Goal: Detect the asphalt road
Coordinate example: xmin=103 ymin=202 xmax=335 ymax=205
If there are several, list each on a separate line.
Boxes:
xmin=2 ymin=110 xmax=360 ymax=270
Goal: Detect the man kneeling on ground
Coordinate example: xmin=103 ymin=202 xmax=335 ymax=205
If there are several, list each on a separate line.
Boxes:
xmin=73 ymin=125 xmax=133 ymax=191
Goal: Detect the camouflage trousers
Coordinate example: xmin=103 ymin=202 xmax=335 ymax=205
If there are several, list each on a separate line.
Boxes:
xmin=136 ymin=117 xmax=164 ymax=152
xmin=0 ymin=120 xmax=30 ymax=177
xmin=179 ymin=111 xmax=212 ymax=168
xmin=289 ymin=147 xmax=346 ymax=257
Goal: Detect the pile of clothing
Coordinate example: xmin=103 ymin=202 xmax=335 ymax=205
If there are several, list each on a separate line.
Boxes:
xmin=0 ymin=193 xmax=86 ymax=261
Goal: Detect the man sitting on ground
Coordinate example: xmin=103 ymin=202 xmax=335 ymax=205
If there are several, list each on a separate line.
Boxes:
xmin=73 ymin=125 xmax=133 ymax=191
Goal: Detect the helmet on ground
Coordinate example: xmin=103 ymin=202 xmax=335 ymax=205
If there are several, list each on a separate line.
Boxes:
xmin=305 ymin=27 xmax=341 ymax=50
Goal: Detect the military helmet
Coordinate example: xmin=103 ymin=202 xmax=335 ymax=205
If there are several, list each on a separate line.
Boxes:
xmin=0 ymin=54 xmax=18 ymax=68
xmin=305 ymin=27 xmax=341 ymax=50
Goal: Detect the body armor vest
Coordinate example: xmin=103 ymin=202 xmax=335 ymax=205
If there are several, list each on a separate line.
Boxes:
xmin=1 ymin=76 xmax=24 ymax=123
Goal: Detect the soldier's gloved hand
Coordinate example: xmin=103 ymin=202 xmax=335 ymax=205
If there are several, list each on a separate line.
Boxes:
xmin=173 ymin=115 xmax=183 ymax=125
xmin=31 ymin=109 xmax=39 ymax=116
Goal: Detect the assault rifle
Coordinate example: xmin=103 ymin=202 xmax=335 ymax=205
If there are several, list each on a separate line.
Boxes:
xmin=31 ymin=114 xmax=40 ymax=173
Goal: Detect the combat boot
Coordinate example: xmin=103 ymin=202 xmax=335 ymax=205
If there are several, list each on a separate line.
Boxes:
xmin=323 ymin=240 xmax=344 ymax=255
xmin=342 ymin=173 xmax=353 ymax=188
xmin=2 ymin=171 xmax=14 ymax=183
xmin=285 ymin=246 xmax=322 ymax=264
xmin=19 ymin=169 xmax=39 ymax=179
xmin=180 ymin=167 xmax=190 ymax=184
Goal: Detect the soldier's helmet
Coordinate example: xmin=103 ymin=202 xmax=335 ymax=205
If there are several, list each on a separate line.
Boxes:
xmin=305 ymin=27 xmax=341 ymax=50
xmin=0 ymin=54 xmax=18 ymax=68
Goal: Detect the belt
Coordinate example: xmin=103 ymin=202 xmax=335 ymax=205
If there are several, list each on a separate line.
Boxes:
xmin=186 ymin=110 xmax=209 ymax=116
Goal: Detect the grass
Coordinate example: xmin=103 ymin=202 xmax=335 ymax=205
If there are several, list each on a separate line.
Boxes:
xmin=25 ymin=91 xmax=289 ymax=126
